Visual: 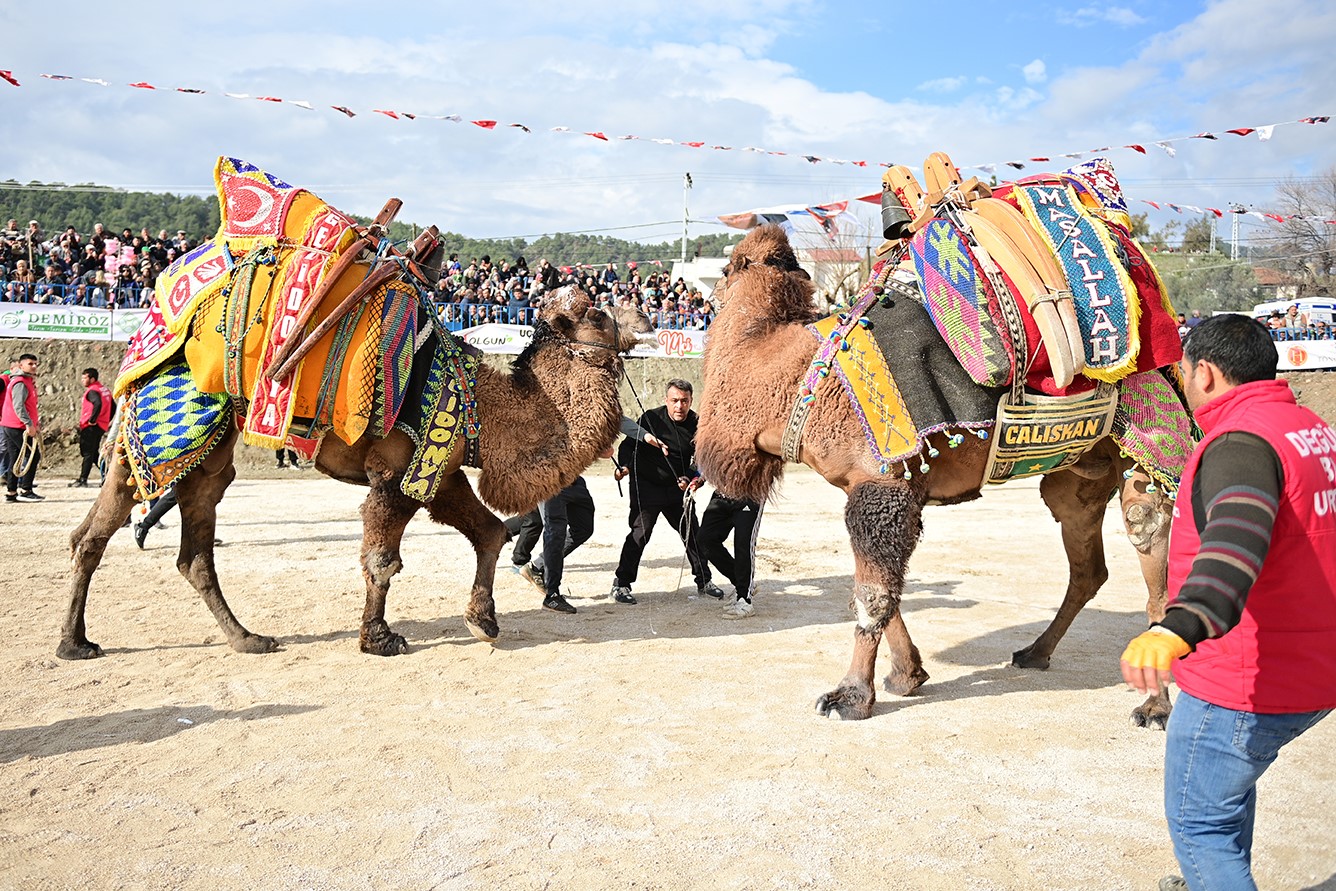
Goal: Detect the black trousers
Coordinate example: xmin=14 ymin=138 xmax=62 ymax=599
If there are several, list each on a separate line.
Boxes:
xmin=534 ymin=477 xmax=596 ymax=595
xmin=2 ymin=425 xmax=37 ymax=494
xmin=141 ymin=487 xmax=179 ymax=529
xmin=699 ymin=493 xmax=763 ymax=601
xmin=614 ymin=492 xmax=710 ymax=589
xmin=505 ymin=509 xmax=543 ymax=567
xmin=78 ymin=425 xmax=105 ymax=482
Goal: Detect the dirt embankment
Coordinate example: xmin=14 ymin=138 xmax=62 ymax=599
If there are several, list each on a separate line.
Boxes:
xmin=5 ymin=335 xmax=1333 ymax=476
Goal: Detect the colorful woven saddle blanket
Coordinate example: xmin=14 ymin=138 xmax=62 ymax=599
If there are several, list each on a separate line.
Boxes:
xmin=904 ymin=157 xmax=1182 ymax=396
xmin=805 ymin=275 xmax=1002 ymax=472
xmin=112 ymin=157 xmax=478 ymax=502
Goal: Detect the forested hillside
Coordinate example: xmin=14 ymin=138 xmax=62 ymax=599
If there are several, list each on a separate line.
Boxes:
xmin=0 ymin=180 xmax=740 ymax=266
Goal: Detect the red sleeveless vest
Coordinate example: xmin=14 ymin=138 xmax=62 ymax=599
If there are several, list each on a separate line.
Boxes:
xmin=0 ymin=372 xmax=37 ymax=429
xmin=1169 ymin=379 xmax=1336 ymax=713
xmin=80 ymin=382 xmax=113 ymax=430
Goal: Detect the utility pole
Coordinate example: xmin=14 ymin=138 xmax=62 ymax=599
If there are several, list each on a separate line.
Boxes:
xmin=1209 ymin=216 xmax=1216 ymax=255
xmin=1230 ymin=204 xmax=1244 ymax=261
xmin=681 ymin=173 xmax=692 ymax=263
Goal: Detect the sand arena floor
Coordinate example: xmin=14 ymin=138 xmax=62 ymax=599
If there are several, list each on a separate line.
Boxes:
xmin=1 ymin=467 xmax=1333 ymax=890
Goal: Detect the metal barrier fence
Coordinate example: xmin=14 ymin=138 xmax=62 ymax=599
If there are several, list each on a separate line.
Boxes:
xmin=0 ymin=281 xmax=715 ymax=331
xmin=1267 ymin=328 xmax=1334 ymax=341
xmin=0 ymin=280 xmax=151 ymax=308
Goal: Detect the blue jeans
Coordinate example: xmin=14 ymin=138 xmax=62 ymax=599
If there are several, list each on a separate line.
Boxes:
xmin=1165 ymin=690 xmax=1330 ymax=890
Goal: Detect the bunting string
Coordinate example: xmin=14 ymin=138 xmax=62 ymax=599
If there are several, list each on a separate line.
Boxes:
xmin=0 ymin=66 xmax=1327 ymax=174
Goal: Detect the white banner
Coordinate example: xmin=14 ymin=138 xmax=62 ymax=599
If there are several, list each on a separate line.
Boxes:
xmin=457 ymin=322 xmax=707 ymax=358
xmin=0 ymin=302 xmax=149 ymax=341
xmin=1276 ymin=339 xmax=1336 ymax=371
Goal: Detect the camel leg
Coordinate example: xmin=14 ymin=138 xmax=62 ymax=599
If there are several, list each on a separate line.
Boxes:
xmin=426 ymin=470 xmax=507 ymax=644
xmin=1015 ymin=466 xmax=1117 ymax=669
xmin=171 ymin=437 xmax=277 ymax=654
xmin=815 ymin=481 xmax=924 ymax=720
xmin=357 ymin=476 xmax=422 ymax=656
xmin=882 ymin=610 xmax=929 ymax=696
xmin=59 ymin=451 xmax=140 ymax=659
xmin=1118 ymin=465 xmax=1174 ymax=730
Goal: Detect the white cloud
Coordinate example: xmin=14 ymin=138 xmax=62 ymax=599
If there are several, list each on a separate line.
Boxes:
xmin=917 ymin=76 xmax=968 ymax=93
xmin=1058 ymin=6 xmax=1148 ymax=27
xmin=1021 ymin=59 xmax=1047 ymax=84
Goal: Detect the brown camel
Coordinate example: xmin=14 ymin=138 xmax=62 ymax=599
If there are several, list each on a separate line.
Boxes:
xmin=696 ymin=225 xmax=1175 ymax=727
xmin=60 ymin=288 xmax=646 ymax=660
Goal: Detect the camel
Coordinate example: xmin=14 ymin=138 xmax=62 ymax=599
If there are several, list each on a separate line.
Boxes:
xmin=696 ymin=225 xmax=1175 ymax=727
xmin=59 ymin=288 xmax=647 ymax=659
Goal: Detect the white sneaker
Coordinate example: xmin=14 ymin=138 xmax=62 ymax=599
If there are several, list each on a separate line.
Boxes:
xmin=722 ymin=597 xmax=754 ymax=619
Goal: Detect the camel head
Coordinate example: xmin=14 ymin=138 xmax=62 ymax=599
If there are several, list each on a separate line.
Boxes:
xmin=714 ymin=224 xmax=816 ymax=330
xmin=531 ymin=286 xmax=639 ymax=370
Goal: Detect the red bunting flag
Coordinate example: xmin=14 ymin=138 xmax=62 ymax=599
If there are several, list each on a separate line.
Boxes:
xmin=1125 ymin=144 xmax=1147 ymax=154
xmin=683 ymin=141 xmax=704 ymax=148
xmin=128 ymin=81 xmax=156 ymax=90
xmin=1208 ymin=208 xmax=1223 ymax=217
xmin=1029 ymin=156 xmax=1051 ymax=162
xmin=256 ymin=96 xmax=282 ymax=103
xmin=1145 ymin=201 xmax=1161 ymax=209
xmin=373 ymin=109 xmax=400 ymax=119
xmin=0 ymin=70 xmax=19 ymax=87
xmin=584 ymin=131 xmax=608 ymax=140
xmin=472 ymin=120 xmax=497 ymax=129
xmin=1226 ymin=127 xmax=1255 ymax=137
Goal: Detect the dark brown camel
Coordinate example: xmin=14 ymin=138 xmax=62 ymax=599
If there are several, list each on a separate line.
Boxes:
xmin=60 ymin=288 xmax=646 ymax=659
xmin=696 ymin=225 xmax=1174 ymax=727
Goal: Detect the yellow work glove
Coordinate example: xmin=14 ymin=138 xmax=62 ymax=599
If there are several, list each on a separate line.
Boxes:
xmin=1120 ymin=626 xmax=1191 ymax=696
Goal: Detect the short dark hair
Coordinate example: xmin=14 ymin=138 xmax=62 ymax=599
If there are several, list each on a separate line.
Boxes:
xmin=18 ymin=353 xmax=37 ymax=363
xmin=665 ymin=378 xmax=693 ymax=395
xmin=82 ymin=367 xmax=99 ymax=380
xmin=1182 ymin=314 xmax=1277 ymax=385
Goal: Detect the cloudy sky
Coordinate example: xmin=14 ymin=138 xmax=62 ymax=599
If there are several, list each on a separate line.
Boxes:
xmin=1 ymin=0 xmax=1332 ymax=253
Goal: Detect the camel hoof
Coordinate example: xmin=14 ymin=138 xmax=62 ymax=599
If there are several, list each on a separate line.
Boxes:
xmin=814 ymin=683 xmax=874 ymax=720
xmin=232 ymin=633 xmax=280 ymax=655
xmin=1011 ymin=644 xmax=1051 ymax=670
xmin=464 ymin=617 xmax=499 ymax=644
xmin=56 ymin=639 xmax=103 ymax=660
xmin=1131 ymin=692 xmax=1172 ymax=731
xmin=360 ymin=619 xmax=408 ymax=656
xmin=882 ymin=666 xmax=929 ymax=697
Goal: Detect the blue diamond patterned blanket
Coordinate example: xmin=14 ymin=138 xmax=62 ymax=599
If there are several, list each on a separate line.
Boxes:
xmin=120 ymin=359 xmax=233 ymax=500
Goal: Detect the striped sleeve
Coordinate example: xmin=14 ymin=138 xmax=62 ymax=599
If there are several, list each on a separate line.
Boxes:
xmin=1158 ymin=432 xmax=1283 ymax=647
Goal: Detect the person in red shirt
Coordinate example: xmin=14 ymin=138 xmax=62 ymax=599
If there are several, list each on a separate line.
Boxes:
xmin=70 ymin=367 xmax=112 ymax=488
xmin=1120 ymin=314 xmax=1336 ymax=891
xmin=1 ymin=353 xmax=42 ymax=501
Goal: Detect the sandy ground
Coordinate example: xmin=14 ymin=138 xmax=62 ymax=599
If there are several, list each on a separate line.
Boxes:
xmin=1 ymin=466 xmax=1333 ymax=891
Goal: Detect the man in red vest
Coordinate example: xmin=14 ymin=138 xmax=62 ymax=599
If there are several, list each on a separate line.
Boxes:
xmin=1120 ymin=314 xmax=1336 ymax=891
xmin=2 ymin=353 xmax=42 ymax=501
xmin=71 ymin=367 xmax=113 ymax=488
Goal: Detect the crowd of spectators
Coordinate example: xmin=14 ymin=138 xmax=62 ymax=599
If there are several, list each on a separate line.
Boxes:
xmin=1 ymin=218 xmax=192 ymax=309
xmin=428 ymin=256 xmax=715 ymax=331
xmin=0 ymin=218 xmax=717 ymax=330
xmin=1259 ymin=304 xmax=1333 ymax=341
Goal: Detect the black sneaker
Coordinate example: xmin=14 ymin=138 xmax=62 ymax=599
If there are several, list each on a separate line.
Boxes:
xmin=4 ymin=493 xmax=16 ymax=503
xmin=67 ymin=479 xmax=88 ymax=488
xmin=520 ymin=563 xmax=546 ymax=593
xmin=17 ymin=490 xmax=43 ymax=501
xmin=133 ymin=522 xmax=149 ymax=550
xmin=542 ymin=592 xmax=577 ymax=614
xmin=611 ymin=585 xmax=636 ymax=605
xmin=698 ymin=581 xmax=726 ymax=599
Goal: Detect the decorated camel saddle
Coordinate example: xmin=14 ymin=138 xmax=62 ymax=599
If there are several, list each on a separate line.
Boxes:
xmin=114 ymin=157 xmax=478 ymax=502
xmin=787 ymin=153 xmax=1195 ymax=494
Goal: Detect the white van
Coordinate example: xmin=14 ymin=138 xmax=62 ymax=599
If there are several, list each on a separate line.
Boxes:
xmin=1250 ymin=298 xmax=1336 ymax=325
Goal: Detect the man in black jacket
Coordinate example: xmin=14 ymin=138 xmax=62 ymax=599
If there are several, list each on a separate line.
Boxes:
xmin=609 ymin=380 xmax=723 ymax=605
